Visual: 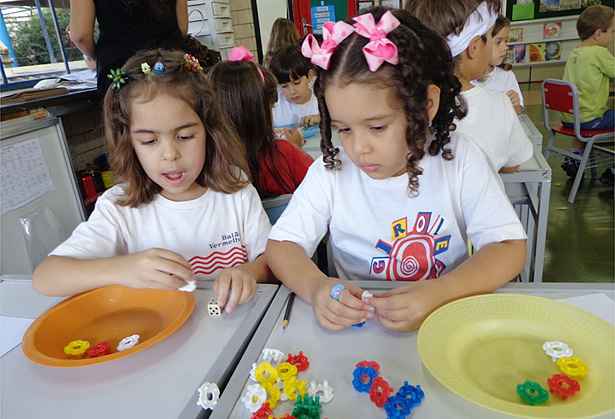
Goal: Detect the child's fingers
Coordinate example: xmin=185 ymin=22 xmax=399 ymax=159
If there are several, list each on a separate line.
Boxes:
xmin=371 ymin=293 xmax=409 ymax=312
xmin=376 ymin=307 xmax=407 ymax=322
xmin=215 ymin=274 xmax=231 ymax=309
xmin=326 ymin=299 xmax=368 ymax=324
xmin=377 ymin=315 xmax=412 ymax=332
xmin=154 ymin=248 xmax=192 ymax=269
xmin=318 ymin=308 xmax=347 ymax=331
xmin=238 ymin=277 xmax=255 ymax=305
xmin=225 ymin=275 xmax=243 ymax=313
xmin=147 ymin=272 xmax=187 ymax=289
xmin=339 ymin=287 xmax=367 ymax=310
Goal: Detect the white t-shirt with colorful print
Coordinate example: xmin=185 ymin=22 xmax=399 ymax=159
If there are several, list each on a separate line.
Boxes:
xmin=269 ymin=133 xmax=526 ymax=281
xmin=50 ymin=184 xmax=271 ymax=279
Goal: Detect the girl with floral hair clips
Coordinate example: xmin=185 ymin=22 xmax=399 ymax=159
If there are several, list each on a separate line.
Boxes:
xmin=34 ymin=49 xmax=271 ymax=314
xmin=266 ymin=8 xmax=527 ymax=332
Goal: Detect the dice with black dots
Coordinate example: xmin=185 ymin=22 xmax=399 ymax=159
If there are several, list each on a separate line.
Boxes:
xmin=208 ymin=297 xmax=221 ymax=317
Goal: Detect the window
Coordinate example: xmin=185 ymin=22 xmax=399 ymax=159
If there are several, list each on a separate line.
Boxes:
xmin=0 ymin=0 xmax=88 ymax=89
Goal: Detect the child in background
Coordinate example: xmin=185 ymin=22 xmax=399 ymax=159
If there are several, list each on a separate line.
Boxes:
xmin=264 ymin=18 xmax=300 ymax=68
xmin=473 ymin=16 xmax=524 ymax=114
xmin=266 ymin=8 xmax=527 ymax=332
xmin=406 ymin=0 xmax=533 ymax=173
xmin=270 ymin=45 xmax=320 ymax=130
xmin=33 ymin=49 xmax=271 ymax=314
xmin=561 ymin=5 xmax=614 ymax=180
xmin=209 ymin=47 xmax=313 ymax=198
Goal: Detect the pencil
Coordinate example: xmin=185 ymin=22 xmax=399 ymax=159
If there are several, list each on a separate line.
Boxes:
xmin=282 ymin=292 xmax=296 ymax=329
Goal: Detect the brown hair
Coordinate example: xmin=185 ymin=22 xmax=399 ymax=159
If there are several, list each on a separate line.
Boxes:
xmin=493 ymin=15 xmax=513 ymax=71
xmin=264 ymin=18 xmax=300 ymax=67
xmin=577 ymin=5 xmax=614 ymax=40
xmin=405 ymin=0 xmax=501 ymax=38
xmin=103 ymin=49 xmax=249 ymax=207
xmin=209 ymin=59 xmax=296 ymax=197
xmin=314 ymin=7 xmax=466 ymax=195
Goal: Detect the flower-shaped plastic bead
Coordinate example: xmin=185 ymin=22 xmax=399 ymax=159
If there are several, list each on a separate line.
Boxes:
xmin=355 ymin=360 xmax=381 ymax=374
xmin=141 ymin=62 xmax=151 ymax=75
xmin=384 ymin=394 xmax=412 ymax=419
xmin=242 ymin=383 xmax=267 ymax=413
xmin=283 ymin=377 xmax=307 ymax=401
xmin=308 ymin=380 xmax=334 ymax=403
xmin=86 ymin=341 xmax=111 ymax=358
xmin=557 ymin=356 xmax=588 ymax=379
xmin=516 ymin=380 xmax=549 ymax=406
xmin=548 ymin=374 xmax=580 ymax=400
xmin=330 ymin=283 xmax=345 ymax=301
xmin=369 ymin=376 xmax=393 ymax=408
xmin=251 ymin=401 xmax=272 ymax=419
xmin=292 ymin=394 xmax=321 ymax=419
xmin=117 ymin=334 xmax=140 ymax=352
xmin=277 ymin=362 xmax=298 ymax=381
xmin=263 ymin=382 xmax=281 ymax=409
xmin=262 ymin=348 xmax=285 ymax=364
xmin=396 ymin=381 xmax=425 ymax=411
xmin=107 ymin=68 xmax=126 ymax=90
xmin=153 ymin=61 xmax=165 ymax=75
xmin=543 ymin=341 xmax=573 ymax=361
xmin=352 ymin=366 xmax=378 ymax=393
xmin=255 ymin=361 xmax=278 ymax=385
xmin=287 ymin=351 xmax=309 ymax=372
xmin=196 ymin=382 xmax=220 ymax=410
xmin=183 ymin=53 xmax=203 ymax=72
xmin=64 ymin=339 xmax=90 ymax=357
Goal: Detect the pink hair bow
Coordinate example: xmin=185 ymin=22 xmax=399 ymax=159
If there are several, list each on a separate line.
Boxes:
xmin=352 ymin=11 xmax=400 ymax=72
xmin=228 ymin=46 xmax=254 ymax=62
xmin=301 ymin=21 xmax=354 ymax=69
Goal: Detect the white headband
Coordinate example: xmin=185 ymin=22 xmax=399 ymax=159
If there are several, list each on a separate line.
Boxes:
xmin=446 ymin=2 xmax=498 ymax=57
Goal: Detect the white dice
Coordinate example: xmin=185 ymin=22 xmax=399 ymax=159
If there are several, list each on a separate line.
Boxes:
xmin=208 ymin=297 xmax=222 ymax=317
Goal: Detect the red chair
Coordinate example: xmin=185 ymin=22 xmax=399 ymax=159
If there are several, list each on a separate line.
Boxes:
xmin=542 ymin=79 xmax=614 ymax=204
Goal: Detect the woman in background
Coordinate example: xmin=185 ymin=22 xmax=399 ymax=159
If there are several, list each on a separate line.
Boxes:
xmin=264 ymin=18 xmax=300 ymax=67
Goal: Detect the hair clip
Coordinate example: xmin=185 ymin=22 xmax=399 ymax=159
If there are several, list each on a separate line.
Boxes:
xmin=184 ymin=53 xmax=203 ymax=72
xmin=352 ymin=11 xmax=400 ymax=72
xmin=228 ymin=46 xmax=255 ymax=62
xmin=301 ymin=21 xmax=354 ymax=69
xmin=153 ymin=61 xmax=166 ymax=75
xmin=107 ymin=68 xmax=127 ymax=90
xmin=141 ymin=62 xmax=152 ymax=75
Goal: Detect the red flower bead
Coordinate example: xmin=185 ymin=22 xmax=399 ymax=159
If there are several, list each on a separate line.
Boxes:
xmin=369 ymin=376 xmax=393 ymax=407
xmin=86 ymin=341 xmax=111 ymax=358
xmin=548 ymin=374 xmax=580 ymax=400
xmin=355 ymin=360 xmax=381 ymax=374
xmin=287 ymin=351 xmax=310 ymax=372
xmin=251 ymin=402 xmax=273 ymax=419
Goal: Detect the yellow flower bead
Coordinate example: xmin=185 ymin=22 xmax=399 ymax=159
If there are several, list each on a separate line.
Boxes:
xmin=277 ymin=362 xmax=298 ymax=381
xmin=557 ymin=356 xmax=588 ymax=379
xmin=263 ymin=382 xmax=281 ymax=409
xmin=283 ymin=376 xmax=307 ymax=401
xmin=64 ymin=340 xmax=90 ymax=357
xmin=255 ymin=361 xmax=278 ymax=385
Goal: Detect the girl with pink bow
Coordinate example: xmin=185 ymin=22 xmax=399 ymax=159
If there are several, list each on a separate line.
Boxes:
xmin=266 ymin=8 xmax=527 ymax=332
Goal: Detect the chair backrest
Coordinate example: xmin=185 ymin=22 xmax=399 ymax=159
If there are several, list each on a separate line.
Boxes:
xmin=261 ymin=194 xmax=292 ymax=225
xmin=542 ymin=79 xmax=581 ymax=135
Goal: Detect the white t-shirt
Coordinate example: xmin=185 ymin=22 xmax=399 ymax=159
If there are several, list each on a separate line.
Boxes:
xmin=272 ymin=86 xmax=319 ymax=128
xmin=472 ymin=66 xmax=525 ymax=107
xmin=456 ymin=85 xmax=533 ymax=172
xmin=269 ymin=133 xmax=526 ymax=282
xmin=51 ymin=184 xmax=272 ymax=279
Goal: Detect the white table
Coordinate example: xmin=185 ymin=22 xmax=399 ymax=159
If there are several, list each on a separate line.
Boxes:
xmin=213 ymin=282 xmax=615 ymax=419
xmin=0 ymin=276 xmax=279 ymax=419
xmin=519 ymin=113 xmax=544 ymax=152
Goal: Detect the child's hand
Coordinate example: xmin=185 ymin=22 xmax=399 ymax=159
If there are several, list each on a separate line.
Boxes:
xmin=118 ymin=248 xmax=193 ymax=290
xmin=506 ymin=90 xmax=523 ymax=114
xmin=301 ymin=115 xmax=320 ymax=127
xmin=500 ymin=165 xmax=521 ymax=173
xmin=370 ymin=281 xmax=447 ymax=332
xmin=311 ymin=280 xmax=372 ymax=331
xmin=283 ymin=128 xmax=305 ymax=147
xmin=213 ymin=267 xmax=257 ymax=314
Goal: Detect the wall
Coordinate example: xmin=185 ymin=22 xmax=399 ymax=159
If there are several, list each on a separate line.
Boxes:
xmin=231 ymin=0 xmax=258 ymax=58
xmin=256 ymin=0 xmax=288 ymax=58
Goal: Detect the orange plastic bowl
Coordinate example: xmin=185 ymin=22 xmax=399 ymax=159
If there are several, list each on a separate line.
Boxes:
xmin=22 ymin=285 xmax=196 ymax=367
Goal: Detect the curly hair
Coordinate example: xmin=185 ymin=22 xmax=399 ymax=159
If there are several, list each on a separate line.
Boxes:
xmin=209 ymin=59 xmax=296 ymax=197
xmin=314 ymin=7 xmax=467 ymax=195
xmin=103 ymin=49 xmax=249 ymax=207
